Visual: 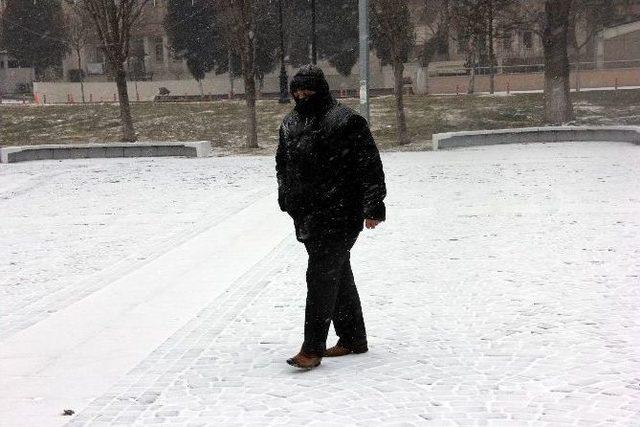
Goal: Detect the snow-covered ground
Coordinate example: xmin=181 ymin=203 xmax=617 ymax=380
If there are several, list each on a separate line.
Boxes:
xmin=0 ymin=157 xmax=275 ymax=340
xmin=1 ymin=142 xmax=639 ymax=426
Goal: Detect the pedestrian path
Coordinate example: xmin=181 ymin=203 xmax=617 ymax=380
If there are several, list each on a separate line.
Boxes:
xmin=67 ymin=236 xmax=303 ymax=427
xmin=0 ymin=157 xmax=276 ymax=342
xmin=2 ymin=143 xmax=639 ymax=426
xmin=66 ymin=143 xmax=640 ymax=426
xmin=67 ymin=209 xmax=640 ymax=426
xmin=0 ymin=193 xmax=291 ymax=427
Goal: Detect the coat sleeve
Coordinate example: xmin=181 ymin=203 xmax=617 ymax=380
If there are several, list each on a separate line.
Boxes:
xmin=275 ymin=125 xmax=288 ymax=212
xmin=348 ymin=115 xmax=387 ymax=221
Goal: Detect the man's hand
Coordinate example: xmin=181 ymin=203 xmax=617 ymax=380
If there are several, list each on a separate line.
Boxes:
xmin=365 ymin=219 xmax=381 ymax=229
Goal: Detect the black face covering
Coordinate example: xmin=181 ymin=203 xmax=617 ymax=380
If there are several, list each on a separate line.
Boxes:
xmin=294 ymin=93 xmax=317 ymax=116
xmin=294 ymin=91 xmax=334 ymax=117
xmin=290 ymin=65 xmax=336 ymax=118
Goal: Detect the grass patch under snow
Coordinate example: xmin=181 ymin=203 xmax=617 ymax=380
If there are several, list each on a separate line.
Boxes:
xmin=2 ymin=89 xmax=640 ymax=153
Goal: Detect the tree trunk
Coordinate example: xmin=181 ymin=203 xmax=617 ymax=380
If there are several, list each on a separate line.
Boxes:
xmin=488 ymin=57 xmax=495 ymax=94
xmin=242 ymin=32 xmax=258 ymax=148
xmin=543 ymin=0 xmax=574 ymax=124
xmin=77 ymin=49 xmax=86 ymax=103
xmin=197 ymin=79 xmax=204 ymax=97
xmin=468 ymin=51 xmax=476 ymax=94
xmin=572 ymin=41 xmax=582 ymax=92
xmin=258 ymin=76 xmax=264 ymax=98
xmin=243 ymin=69 xmax=258 ymax=148
xmin=488 ymin=0 xmax=495 ymax=95
xmin=80 ymin=79 xmax=86 ymax=104
xmin=114 ymin=63 xmax=136 ymax=142
xmin=392 ymin=59 xmax=409 ymax=145
xmin=466 ymin=40 xmax=476 ymax=94
xmin=240 ymin=0 xmax=258 ymax=148
xmin=228 ymin=50 xmax=235 ymax=99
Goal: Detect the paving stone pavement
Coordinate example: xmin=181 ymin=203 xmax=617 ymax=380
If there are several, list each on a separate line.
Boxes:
xmin=0 ymin=157 xmax=274 ymax=341
xmin=66 ymin=143 xmax=640 ymax=426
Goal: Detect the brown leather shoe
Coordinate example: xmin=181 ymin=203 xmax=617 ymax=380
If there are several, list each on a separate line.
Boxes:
xmin=324 ymin=344 xmax=368 ymax=357
xmin=286 ymin=351 xmax=322 ymax=370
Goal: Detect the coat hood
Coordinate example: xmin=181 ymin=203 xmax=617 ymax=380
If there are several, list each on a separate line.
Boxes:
xmin=289 ymin=65 xmax=335 ymax=117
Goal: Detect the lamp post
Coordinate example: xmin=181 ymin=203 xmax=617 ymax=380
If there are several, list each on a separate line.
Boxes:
xmin=311 ymin=0 xmax=317 ymax=64
xmin=278 ymin=0 xmax=290 ymax=103
xmin=359 ymin=0 xmax=370 ymax=123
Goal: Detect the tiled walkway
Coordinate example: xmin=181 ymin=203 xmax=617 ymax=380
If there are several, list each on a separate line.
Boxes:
xmin=2 ymin=143 xmax=639 ymax=426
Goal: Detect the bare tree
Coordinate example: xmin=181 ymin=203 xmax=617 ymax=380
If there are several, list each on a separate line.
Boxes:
xmin=371 ymin=0 xmax=415 ymax=145
xmin=218 ymin=0 xmax=259 ymax=148
xmin=447 ymin=0 xmax=484 ymax=94
xmin=482 ymin=0 xmax=517 ymax=94
xmin=569 ymin=0 xmax=617 ymax=91
xmin=64 ymin=6 xmax=93 ymax=103
xmin=448 ymin=0 xmax=520 ymax=94
xmin=542 ymin=0 xmax=574 ymax=124
xmin=501 ymin=0 xmax=575 ymax=123
xmin=75 ymin=0 xmax=150 ymax=142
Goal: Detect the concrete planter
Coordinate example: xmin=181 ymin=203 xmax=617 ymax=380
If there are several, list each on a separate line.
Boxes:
xmin=432 ymin=126 xmax=640 ymax=150
xmin=0 ymin=141 xmax=212 ymax=163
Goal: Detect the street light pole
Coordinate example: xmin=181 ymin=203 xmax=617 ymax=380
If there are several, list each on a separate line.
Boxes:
xmin=359 ymin=0 xmax=370 ymax=123
xmin=278 ymin=0 xmax=290 ymax=103
xmin=311 ymin=0 xmax=317 ymax=64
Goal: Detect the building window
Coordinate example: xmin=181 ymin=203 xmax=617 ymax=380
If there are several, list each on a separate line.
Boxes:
xmin=523 ymin=31 xmax=533 ymax=49
xmin=155 ymin=39 xmax=164 ymax=63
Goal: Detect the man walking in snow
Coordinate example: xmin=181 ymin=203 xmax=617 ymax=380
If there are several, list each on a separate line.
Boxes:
xmin=276 ymin=65 xmax=387 ymax=370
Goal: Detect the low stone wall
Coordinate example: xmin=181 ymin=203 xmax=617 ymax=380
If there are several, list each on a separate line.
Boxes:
xmin=33 ymin=78 xmax=247 ymax=104
xmin=0 ymin=141 xmax=211 ymax=163
xmin=33 ymin=66 xmax=640 ymax=104
xmin=432 ymin=126 xmax=640 ymax=150
xmin=425 ymin=67 xmax=640 ymax=94
xmin=32 ymin=72 xmax=389 ymax=104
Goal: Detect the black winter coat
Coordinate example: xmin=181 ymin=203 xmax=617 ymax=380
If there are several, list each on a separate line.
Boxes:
xmin=276 ymin=102 xmax=387 ymax=241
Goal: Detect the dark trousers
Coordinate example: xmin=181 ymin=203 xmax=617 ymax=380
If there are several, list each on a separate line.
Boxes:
xmin=301 ymin=233 xmax=367 ymax=356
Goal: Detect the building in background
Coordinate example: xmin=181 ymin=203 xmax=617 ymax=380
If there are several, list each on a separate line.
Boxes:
xmin=61 ymin=0 xmax=188 ymax=83
xmin=3 ymin=0 xmax=640 ymax=97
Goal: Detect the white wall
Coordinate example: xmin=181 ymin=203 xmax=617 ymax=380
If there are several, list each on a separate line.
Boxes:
xmin=34 ymin=56 xmax=396 ymax=104
xmin=34 ymin=76 xmax=248 ymax=104
xmin=0 ymin=67 xmax=35 ymax=95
